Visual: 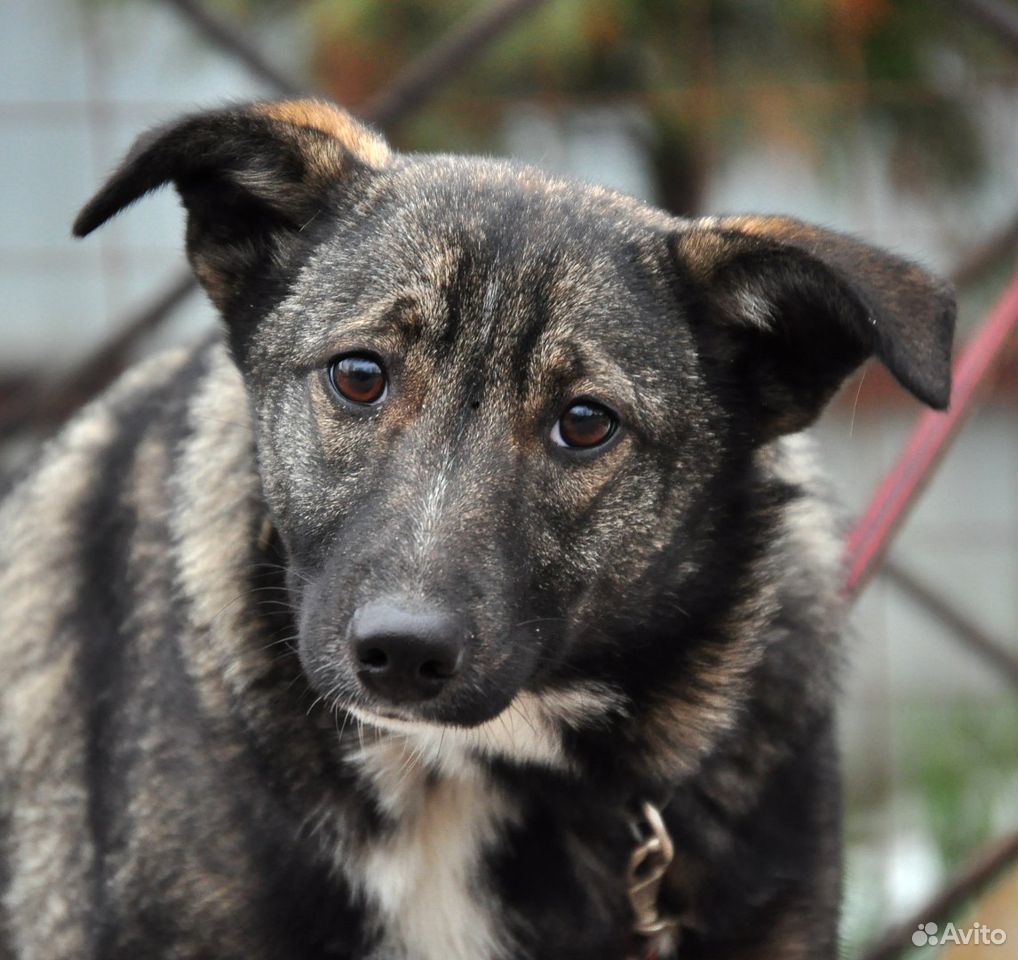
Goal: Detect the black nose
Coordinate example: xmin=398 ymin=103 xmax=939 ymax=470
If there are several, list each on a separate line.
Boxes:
xmin=349 ymin=601 xmax=466 ymax=704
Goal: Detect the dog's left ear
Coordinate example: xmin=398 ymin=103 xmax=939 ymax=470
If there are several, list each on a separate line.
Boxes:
xmin=671 ymin=215 xmax=956 ymax=437
xmin=73 ymin=99 xmax=391 ymax=313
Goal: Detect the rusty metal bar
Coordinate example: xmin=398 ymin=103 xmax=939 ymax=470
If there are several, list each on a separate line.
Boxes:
xmin=843 ymin=278 xmax=1018 ymax=600
xmin=858 ymin=831 xmax=1018 ymax=960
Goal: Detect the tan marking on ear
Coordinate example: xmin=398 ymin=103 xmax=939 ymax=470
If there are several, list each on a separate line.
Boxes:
xmin=720 ymin=214 xmax=951 ymax=310
xmin=255 ymin=100 xmax=391 ymax=170
xmin=718 ymin=214 xmax=802 ymax=240
xmin=678 ymin=215 xmax=810 ymax=281
xmin=673 ymin=228 xmax=732 ymax=281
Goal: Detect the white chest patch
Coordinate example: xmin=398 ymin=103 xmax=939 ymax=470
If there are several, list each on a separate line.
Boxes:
xmin=348 ymin=737 xmax=517 ymax=960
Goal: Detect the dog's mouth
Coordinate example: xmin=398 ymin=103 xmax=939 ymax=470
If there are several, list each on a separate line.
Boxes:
xmin=338 ymin=676 xmax=520 ymax=731
xmin=342 ymin=683 xmax=627 ymax=771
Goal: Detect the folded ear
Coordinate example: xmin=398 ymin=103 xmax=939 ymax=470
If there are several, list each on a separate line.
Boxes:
xmin=73 ymin=99 xmax=391 ymax=312
xmin=671 ymin=215 xmax=956 ymax=438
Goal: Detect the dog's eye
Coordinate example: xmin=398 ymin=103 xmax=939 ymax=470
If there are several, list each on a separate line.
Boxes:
xmin=329 ymin=354 xmax=387 ymax=405
xmin=552 ymin=400 xmax=617 ymax=449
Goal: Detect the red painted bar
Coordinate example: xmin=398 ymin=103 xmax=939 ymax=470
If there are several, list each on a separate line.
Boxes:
xmin=843 ymin=277 xmax=1018 ymax=601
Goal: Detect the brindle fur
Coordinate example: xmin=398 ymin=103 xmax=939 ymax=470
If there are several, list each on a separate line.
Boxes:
xmin=0 ymin=100 xmax=954 ymax=960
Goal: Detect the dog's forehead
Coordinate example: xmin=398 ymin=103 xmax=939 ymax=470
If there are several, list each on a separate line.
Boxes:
xmin=377 ymin=153 xmax=672 ymax=264
xmin=310 ymin=155 xmax=680 ymax=339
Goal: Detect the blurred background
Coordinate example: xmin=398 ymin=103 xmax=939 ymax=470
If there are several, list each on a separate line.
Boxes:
xmin=0 ymin=0 xmax=1015 ymax=955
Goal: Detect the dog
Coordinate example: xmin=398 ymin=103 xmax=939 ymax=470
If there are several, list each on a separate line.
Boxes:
xmin=0 ymin=99 xmax=954 ymax=960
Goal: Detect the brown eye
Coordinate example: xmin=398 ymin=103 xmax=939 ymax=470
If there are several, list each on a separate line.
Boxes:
xmin=553 ymin=400 xmax=617 ymax=449
xmin=329 ymin=354 xmax=387 ymax=405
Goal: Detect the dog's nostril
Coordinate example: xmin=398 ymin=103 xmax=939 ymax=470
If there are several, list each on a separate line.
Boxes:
xmin=358 ymin=647 xmax=388 ymax=670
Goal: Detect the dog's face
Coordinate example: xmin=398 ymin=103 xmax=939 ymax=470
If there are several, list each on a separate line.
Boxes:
xmin=75 ymin=100 xmax=954 ymax=764
xmin=248 ymin=161 xmax=730 ymax=731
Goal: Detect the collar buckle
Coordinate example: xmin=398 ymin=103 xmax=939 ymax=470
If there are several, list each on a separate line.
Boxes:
xmin=627 ymin=800 xmax=678 ymax=940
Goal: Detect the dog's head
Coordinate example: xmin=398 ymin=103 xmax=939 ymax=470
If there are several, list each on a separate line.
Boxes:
xmin=76 ymin=100 xmax=954 ymax=773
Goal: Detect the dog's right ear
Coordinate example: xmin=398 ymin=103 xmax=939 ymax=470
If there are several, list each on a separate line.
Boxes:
xmin=73 ymin=100 xmax=391 ymax=312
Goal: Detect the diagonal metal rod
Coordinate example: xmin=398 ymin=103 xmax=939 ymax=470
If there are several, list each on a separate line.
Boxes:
xmin=881 ymin=559 xmax=1018 ymax=689
xmin=949 ymin=208 xmax=1018 ymax=289
xmin=160 ymin=0 xmax=305 ymax=95
xmin=0 ymin=272 xmax=196 ymax=441
xmin=0 ymin=0 xmax=552 ymax=442
xmin=362 ymin=0 xmax=551 ymax=127
xmin=956 ymin=0 xmax=1018 ymax=51
xmin=858 ymin=831 xmax=1018 ymax=960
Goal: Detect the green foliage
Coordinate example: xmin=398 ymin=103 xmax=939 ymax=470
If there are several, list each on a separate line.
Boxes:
xmin=841 ymin=695 xmax=1018 ymax=953
xmin=898 ymin=697 xmax=1017 ymax=869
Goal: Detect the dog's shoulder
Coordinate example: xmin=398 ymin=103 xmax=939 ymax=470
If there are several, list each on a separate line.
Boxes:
xmin=0 ymin=337 xmax=255 ymax=756
xmin=0 ymin=340 xmax=296 ymax=958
